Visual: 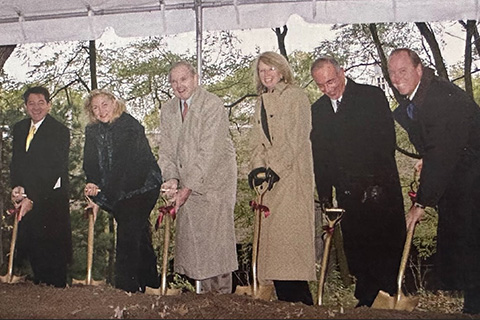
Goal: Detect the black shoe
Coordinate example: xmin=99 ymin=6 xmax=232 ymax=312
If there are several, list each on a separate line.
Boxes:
xmin=355 ymin=297 xmax=375 ymax=308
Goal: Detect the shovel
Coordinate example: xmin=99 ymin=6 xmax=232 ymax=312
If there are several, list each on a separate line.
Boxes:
xmin=72 ymin=196 xmax=105 ymax=286
xmin=371 ymin=225 xmax=419 ymax=311
xmin=145 ymin=200 xmax=181 ymax=295
xmin=0 ymin=208 xmax=26 ymax=284
xmin=372 ymin=170 xmax=420 ymax=311
xmin=317 ymin=208 xmax=345 ymax=305
xmin=234 ymin=181 xmax=274 ymax=300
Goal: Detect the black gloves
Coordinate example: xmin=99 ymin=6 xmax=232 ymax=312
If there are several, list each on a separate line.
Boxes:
xmin=265 ymin=167 xmax=280 ymax=191
xmin=248 ymin=167 xmax=267 ymax=189
xmin=248 ymin=167 xmax=280 ymax=191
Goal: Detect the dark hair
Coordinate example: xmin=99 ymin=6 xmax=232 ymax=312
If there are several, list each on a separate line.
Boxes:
xmin=389 ymin=48 xmax=423 ymax=68
xmin=23 ymin=86 xmax=50 ymax=104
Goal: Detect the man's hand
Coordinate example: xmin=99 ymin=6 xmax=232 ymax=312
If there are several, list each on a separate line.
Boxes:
xmin=414 ymin=159 xmax=423 ymax=175
xmin=174 ymin=187 xmax=192 ymax=211
xmin=161 ymin=179 xmax=178 ymax=201
xmin=85 ymin=197 xmax=100 ymax=223
xmin=406 ymin=204 xmax=425 ymax=232
xmin=11 ymin=186 xmax=26 ymax=204
xmin=17 ymin=197 xmax=33 ymax=221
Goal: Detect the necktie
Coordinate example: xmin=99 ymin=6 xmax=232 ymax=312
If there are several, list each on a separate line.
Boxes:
xmin=182 ymin=101 xmax=189 ymax=122
xmin=336 ymin=99 xmax=342 ymax=112
xmin=25 ymin=125 xmax=36 ymax=151
xmin=406 ymin=101 xmax=416 ymax=120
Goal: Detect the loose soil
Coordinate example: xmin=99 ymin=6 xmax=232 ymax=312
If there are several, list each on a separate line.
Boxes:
xmin=0 ymin=281 xmax=479 ymax=319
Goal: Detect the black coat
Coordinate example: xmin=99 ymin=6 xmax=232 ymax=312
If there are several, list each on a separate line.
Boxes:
xmin=10 ymin=114 xmax=72 ymax=287
xmin=394 ymin=68 xmax=480 ymax=290
xmin=311 ymin=79 xmax=406 ymax=302
xmin=83 ymin=112 xmax=162 ymax=212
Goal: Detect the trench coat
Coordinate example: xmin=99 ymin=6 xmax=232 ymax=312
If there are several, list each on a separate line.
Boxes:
xmin=249 ymin=82 xmax=316 ymax=282
xmin=394 ymin=68 xmax=480 ymax=290
xmin=157 ymin=86 xmax=238 ymax=280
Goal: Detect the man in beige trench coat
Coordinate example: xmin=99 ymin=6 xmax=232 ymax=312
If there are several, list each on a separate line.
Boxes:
xmin=157 ymin=61 xmax=238 ymax=294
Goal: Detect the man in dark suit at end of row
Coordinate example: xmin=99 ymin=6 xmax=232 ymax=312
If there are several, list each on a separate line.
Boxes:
xmin=10 ymin=86 xmax=72 ymax=287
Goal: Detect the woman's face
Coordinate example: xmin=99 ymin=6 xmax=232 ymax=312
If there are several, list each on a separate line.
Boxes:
xmin=91 ymin=94 xmax=116 ymax=123
xmin=258 ymin=60 xmax=282 ymax=91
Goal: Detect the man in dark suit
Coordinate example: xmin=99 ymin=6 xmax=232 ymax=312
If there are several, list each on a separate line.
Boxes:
xmin=10 ymin=86 xmax=72 ymax=287
xmin=310 ymin=56 xmax=406 ymax=307
xmin=388 ymin=48 xmax=480 ymax=314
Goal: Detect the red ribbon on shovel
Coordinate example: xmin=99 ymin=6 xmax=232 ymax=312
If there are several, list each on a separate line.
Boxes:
xmin=155 ymin=205 xmax=177 ymax=230
xmin=249 ymin=200 xmax=270 ymax=218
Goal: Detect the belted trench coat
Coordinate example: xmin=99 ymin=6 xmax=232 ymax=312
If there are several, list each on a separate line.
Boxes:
xmin=249 ymin=82 xmax=316 ymax=282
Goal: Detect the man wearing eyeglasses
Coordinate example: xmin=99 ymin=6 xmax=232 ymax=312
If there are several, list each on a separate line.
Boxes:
xmin=310 ymin=56 xmax=406 ymax=308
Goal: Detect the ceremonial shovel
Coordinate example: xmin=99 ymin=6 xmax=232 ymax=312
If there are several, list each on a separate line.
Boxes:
xmin=371 ymin=225 xmax=419 ymax=311
xmin=372 ymin=170 xmax=420 ymax=311
xmin=145 ymin=198 xmax=181 ymax=295
xmin=317 ymin=208 xmax=344 ymax=305
xmin=0 ymin=208 xmax=26 ymax=284
xmin=234 ymin=180 xmax=274 ymax=300
xmin=72 ymin=196 xmax=105 ymax=286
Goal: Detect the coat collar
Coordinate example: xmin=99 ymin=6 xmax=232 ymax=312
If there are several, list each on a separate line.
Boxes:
xmin=409 ymin=67 xmax=435 ymax=109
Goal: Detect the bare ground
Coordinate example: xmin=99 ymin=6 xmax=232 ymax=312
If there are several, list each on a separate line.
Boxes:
xmin=0 ymin=281 xmax=479 ymax=319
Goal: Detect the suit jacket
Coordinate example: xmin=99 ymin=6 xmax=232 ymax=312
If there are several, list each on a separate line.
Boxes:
xmin=10 ymin=114 xmax=72 ymax=267
xmin=310 ymin=79 xmax=406 ymax=300
xmin=157 ymin=86 xmax=238 ymax=280
xmin=310 ymin=78 xmax=402 ymax=205
xmin=393 ymin=67 xmax=480 ymax=290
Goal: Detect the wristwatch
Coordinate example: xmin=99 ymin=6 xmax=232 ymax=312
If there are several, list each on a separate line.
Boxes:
xmin=414 ymin=202 xmax=426 ymax=209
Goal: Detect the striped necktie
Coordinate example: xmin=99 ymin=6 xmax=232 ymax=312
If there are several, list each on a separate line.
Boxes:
xmin=25 ymin=125 xmax=36 ymax=151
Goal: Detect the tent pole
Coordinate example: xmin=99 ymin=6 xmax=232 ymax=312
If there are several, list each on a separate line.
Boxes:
xmin=195 ymin=0 xmax=203 ymax=84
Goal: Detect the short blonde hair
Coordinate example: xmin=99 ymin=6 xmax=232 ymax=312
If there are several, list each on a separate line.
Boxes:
xmin=253 ymin=51 xmax=294 ymax=94
xmin=83 ymin=89 xmax=126 ymax=123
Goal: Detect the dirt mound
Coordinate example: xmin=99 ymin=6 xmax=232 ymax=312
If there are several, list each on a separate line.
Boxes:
xmin=0 ymin=281 xmax=478 ymax=319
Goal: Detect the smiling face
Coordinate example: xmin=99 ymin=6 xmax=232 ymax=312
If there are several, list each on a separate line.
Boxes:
xmin=25 ymin=93 xmax=51 ymax=124
xmin=311 ymin=62 xmax=346 ymax=100
xmin=388 ymin=51 xmax=423 ymax=96
xmin=258 ymin=60 xmax=283 ymax=92
xmin=169 ymin=64 xmax=198 ymax=100
xmin=91 ymin=94 xmax=117 ymax=123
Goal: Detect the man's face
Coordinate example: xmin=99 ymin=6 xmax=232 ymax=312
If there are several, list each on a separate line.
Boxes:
xmin=312 ymin=63 xmax=346 ymax=100
xmin=169 ymin=65 xmax=198 ymax=100
xmin=388 ymin=51 xmax=423 ymax=96
xmin=25 ymin=93 xmax=51 ymax=124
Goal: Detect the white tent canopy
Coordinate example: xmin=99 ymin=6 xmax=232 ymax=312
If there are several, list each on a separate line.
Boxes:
xmin=1 ymin=0 xmax=479 ymax=46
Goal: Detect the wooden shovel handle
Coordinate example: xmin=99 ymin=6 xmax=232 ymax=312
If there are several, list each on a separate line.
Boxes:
xmin=396 ymin=226 xmax=415 ymax=300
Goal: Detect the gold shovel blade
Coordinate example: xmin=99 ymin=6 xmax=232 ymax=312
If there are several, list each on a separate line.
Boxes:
xmin=144 ymin=286 xmax=182 ymax=296
xmin=0 ymin=274 xmax=26 ymax=284
xmin=372 ymin=290 xmax=419 ymax=312
xmin=234 ymin=284 xmax=274 ymax=301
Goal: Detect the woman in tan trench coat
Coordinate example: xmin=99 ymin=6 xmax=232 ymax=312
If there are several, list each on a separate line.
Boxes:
xmin=248 ymin=52 xmax=316 ymax=305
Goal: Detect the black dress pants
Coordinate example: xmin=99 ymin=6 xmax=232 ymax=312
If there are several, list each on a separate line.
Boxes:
xmin=113 ymin=189 xmax=160 ymax=293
